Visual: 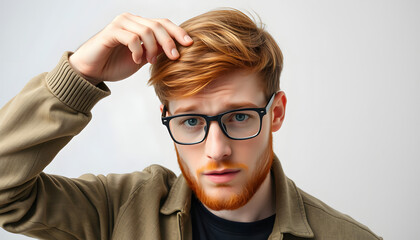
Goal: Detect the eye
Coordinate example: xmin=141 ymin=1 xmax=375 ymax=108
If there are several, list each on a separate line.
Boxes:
xmin=233 ymin=113 xmax=249 ymax=122
xmin=179 ymin=117 xmax=206 ymax=128
xmin=185 ymin=118 xmax=199 ymax=127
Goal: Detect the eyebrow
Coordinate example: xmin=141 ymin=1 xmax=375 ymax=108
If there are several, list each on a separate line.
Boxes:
xmin=173 ymin=101 xmax=260 ymax=115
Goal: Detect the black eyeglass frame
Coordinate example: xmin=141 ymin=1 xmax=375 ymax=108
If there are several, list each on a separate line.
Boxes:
xmin=161 ymin=92 xmax=277 ymax=145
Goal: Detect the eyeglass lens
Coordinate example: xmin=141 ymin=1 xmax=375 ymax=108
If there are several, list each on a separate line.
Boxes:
xmin=168 ymin=110 xmax=261 ymax=144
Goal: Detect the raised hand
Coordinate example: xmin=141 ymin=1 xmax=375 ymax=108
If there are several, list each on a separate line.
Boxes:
xmin=69 ymin=13 xmax=193 ymax=85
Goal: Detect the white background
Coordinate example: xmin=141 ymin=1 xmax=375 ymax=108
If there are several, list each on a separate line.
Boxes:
xmin=1 ymin=0 xmax=419 ymax=239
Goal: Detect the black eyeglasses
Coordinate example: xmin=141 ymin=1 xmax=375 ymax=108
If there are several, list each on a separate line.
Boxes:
xmin=161 ymin=93 xmax=276 ymax=145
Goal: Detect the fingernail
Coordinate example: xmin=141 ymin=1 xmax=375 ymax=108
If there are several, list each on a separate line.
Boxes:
xmin=171 ymin=48 xmax=179 ymax=58
xmin=184 ymin=35 xmax=193 ymax=42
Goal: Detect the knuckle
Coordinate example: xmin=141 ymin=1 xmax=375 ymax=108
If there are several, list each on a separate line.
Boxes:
xmin=113 ymin=14 xmax=125 ymax=23
xmin=160 ymin=18 xmax=172 ymax=24
xmin=128 ymin=35 xmax=139 ymax=44
xmin=163 ymin=38 xmax=175 ymax=48
xmin=113 ymin=12 xmax=132 ymax=23
xmin=104 ymin=23 xmax=120 ymax=34
xmin=149 ymin=21 xmax=162 ymax=30
xmin=142 ymin=26 xmax=153 ymax=35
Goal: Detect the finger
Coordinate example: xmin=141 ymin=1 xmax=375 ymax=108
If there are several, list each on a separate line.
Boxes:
xmin=127 ymin=16 xmax=179 ymax=60
xmin=154 ymin=18 xmax=193 ymax=46
xmin=111 ymin=29 xmax=144 ymax=64
xmin=130 ymin=16 xmax=191 ymax=60
xmin=122 ymin=14 xmax=193 ymax=60
xmin=118 ymin=17 xmax=159 ymax=64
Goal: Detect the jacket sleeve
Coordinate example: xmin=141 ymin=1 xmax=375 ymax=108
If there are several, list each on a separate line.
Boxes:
xmin=0 ymin=52 xmax=113 ymax=239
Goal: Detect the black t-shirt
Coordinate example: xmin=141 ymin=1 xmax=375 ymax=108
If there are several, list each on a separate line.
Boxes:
xmin=191 ymin=195 xmax=275 ymax=240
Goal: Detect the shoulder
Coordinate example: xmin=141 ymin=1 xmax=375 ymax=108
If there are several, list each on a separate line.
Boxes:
xmin=79 ymin=164 xmax=178 ymax=207
xmin=99 ymin=164 xmax=178 ymax=193
xmin=296 ymin=185 xmax=382 ymax=240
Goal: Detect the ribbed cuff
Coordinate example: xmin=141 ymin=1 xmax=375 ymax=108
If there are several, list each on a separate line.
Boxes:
xmin=46 ymin=52 xmax=110 ymax=113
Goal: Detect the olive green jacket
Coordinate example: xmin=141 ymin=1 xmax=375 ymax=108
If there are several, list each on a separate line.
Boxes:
xmin=0 ymin=53 xmax=382 ymax=239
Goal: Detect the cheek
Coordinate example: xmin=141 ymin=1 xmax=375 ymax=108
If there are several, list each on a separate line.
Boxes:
xmin=175 ymin=145 xmax=201 ymax=177
xmin=233 ymin=123 xmax=271 ymax=167
xmin=232 ymin=136 xmax=267 ymax=165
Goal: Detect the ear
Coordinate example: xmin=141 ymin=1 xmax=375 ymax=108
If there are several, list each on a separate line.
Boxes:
xmin=160 ymin=104 xmax=164 ymax=113
xmin=271 ymin=91 xmax=287 ymax=132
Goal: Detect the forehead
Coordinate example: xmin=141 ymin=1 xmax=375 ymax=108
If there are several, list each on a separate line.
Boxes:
xmin=168 ymin=70 xmax=266 ymax=115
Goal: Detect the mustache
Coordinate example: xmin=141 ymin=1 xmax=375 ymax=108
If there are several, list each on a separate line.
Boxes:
xmin=196 ymin=162 xmax=248 ymax=177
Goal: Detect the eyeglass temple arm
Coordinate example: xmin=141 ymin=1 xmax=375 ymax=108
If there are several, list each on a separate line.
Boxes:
xmin=265 ymin=92 xmax=278 ymax=112
xmin=162 ymin=105 xmax=168 ymax=118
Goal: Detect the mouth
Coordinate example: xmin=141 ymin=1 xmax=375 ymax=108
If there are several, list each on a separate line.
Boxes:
xmin=203 ymin=169 xmax=240 ymax=184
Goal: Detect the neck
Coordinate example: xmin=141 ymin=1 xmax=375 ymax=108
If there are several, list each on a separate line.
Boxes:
xmin=204 ymin=171 xmax=275 ymax=222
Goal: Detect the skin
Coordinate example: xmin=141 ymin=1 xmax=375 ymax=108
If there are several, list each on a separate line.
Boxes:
xmin=70 ymin=13 xmax=287 ymax=222
xmin=166 ymin=71 xmax=287 ymax=222
xmin=69 ymin=12 xmax=193 ymax=84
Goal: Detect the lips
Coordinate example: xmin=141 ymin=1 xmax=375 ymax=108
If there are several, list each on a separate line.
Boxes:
xmin=203 ymin=169 xmax=240 ymax=184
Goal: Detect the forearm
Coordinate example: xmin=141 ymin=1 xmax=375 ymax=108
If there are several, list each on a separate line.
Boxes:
xmin=0 ymin=52 xmax=109 ymax=233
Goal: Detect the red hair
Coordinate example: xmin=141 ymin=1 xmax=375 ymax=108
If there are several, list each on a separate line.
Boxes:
xmin=149 ymin=8 xmax=283 ymax=105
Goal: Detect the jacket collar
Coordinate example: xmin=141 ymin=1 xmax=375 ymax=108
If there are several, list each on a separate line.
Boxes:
xmin=269 ymin=155 xmax=314 ymax=238
xmin=160 ymin=175 xmax=192 ymax=215
xmin=160 ymin=155 xmax=314 ymax=238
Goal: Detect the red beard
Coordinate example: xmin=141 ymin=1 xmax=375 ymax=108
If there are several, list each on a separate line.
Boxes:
xmin=176 ymin=134 xmax=273 ymax=211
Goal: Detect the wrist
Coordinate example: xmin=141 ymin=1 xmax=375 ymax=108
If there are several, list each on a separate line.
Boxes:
xmin=68 ymin=54 xmax=102 ymax=86
xmin=46 ymin=52 xmax=110 ymax=113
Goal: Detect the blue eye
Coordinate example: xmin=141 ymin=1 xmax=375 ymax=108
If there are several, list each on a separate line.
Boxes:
xmin=234 ymin=113 xmax=249 ymax=121
xmin=185 ymin=118 xmax=198 ymax=126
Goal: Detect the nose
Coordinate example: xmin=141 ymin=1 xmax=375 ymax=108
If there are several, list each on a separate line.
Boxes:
xmin=204 ymin=121 xmax=232 ymax=161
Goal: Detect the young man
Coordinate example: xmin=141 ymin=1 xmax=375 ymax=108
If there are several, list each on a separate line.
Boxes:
xmin=0 ymin=9 xmax=381 ymax=240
